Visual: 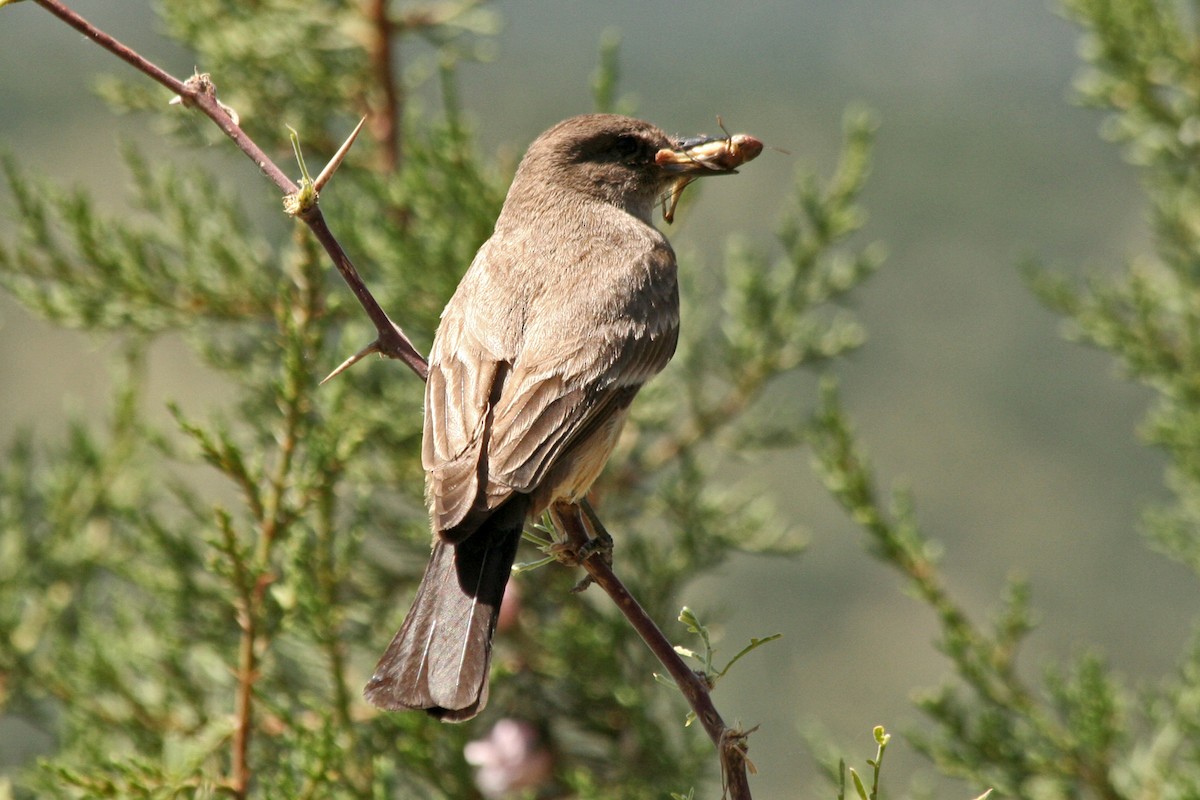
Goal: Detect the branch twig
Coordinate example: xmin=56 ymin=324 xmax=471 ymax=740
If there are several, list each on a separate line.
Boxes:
xmin=301 ymin=208 xmax=429 ymax=381
xmin=29 ymin=0 xmax=428 ymax=383
xmin=366 ymin=0 xmax=402 ymax=173
xmin=37 ymin=0 xmax=293 ymax=193
xmin=561 ymin=501 xmax=755 ymax=800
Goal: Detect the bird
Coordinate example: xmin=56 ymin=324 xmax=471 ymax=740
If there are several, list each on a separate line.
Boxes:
xmin=363 ymin=113 xmax=761 ymax=721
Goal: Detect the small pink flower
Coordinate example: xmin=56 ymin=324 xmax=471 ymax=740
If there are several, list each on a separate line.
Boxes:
xmin=464 ymin=718 xmax=553 ymax=799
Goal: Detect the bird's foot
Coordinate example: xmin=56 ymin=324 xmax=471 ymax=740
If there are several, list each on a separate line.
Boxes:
xmin=547 ymin=531 xmax=611 ymax=568
xmin=577 ymin=530 xmax=613 ymax=564
xmin=547 ymin=501 xmax=614 ymax=592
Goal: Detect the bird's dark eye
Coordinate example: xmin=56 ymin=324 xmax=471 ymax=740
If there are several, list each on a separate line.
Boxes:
xmin=612 ymin=134 xmax=642 ymax=159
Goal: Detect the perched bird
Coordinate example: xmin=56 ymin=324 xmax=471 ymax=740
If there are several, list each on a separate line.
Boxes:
xmin=364 ymin=113 xmax=761 ymax=721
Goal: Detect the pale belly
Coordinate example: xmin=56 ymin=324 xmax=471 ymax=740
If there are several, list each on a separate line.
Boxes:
xmin=530 ymin=405 xmax=631 ymax=515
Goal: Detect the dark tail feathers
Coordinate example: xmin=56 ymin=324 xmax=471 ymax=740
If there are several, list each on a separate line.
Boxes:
xmin=364 ymin=499 xmax=527 ymax=721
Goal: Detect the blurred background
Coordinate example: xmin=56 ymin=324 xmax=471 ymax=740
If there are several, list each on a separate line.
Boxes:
xmin=1 ymin=0 xmax=1186 ymax=795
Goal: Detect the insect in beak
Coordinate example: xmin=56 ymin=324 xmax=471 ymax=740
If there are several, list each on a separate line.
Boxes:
xmin=655 ymin=117 xmax=764 ymax=223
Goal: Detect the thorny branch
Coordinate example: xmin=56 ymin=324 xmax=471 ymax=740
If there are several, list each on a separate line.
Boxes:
xmin=22 ymin=1 xmax=755 ymax=796
xmin=557 ymin=502 xmax=755 ymax=800
xmin=29 ymin=0 xmax=427 ymax=383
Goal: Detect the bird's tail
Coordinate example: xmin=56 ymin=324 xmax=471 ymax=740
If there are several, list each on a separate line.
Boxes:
xmin=363 ymin=500 xmax=527 ymax=721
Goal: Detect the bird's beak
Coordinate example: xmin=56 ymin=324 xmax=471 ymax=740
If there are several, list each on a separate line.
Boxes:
xmin=655 ymin=132 xmax=763 ymax=223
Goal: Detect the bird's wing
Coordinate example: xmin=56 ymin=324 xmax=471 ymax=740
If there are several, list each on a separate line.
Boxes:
xmin=422 ymin=237 xmax=527 ymax=539
xmin=423 ymin=344 xmax=505 ymax=538
xmin=485 ymin=319 xmax=677 ymax=494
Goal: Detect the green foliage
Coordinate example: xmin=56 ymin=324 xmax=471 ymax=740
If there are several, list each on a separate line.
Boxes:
xmin=803 ymin=1 xmax=1200 ymax=798
xmin=0 ymin=146 xmax=279 ymax=331
xmin=0 ymin=1 xmax=879 ymax=798
xmin=1032 ymin=0 xmax=1200 ymax=582
xmin=840 ymin=726 xmax=891 ymax=800
xmin=670 ymin=606 xmax=782 ymax=698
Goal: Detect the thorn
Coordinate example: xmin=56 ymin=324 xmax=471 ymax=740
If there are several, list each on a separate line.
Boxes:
xmin=313 ymin=117 xmax=367 ymax=193
xmin=320 ymin=339 xmax=381 ymax=385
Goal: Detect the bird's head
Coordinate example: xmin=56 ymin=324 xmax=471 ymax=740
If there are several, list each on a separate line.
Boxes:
xmin=510 ymin=114 xmax=762 ymax=224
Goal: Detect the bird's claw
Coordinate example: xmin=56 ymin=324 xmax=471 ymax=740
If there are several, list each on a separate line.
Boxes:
xmin=548 ymin=531 xmax=613 ymax=593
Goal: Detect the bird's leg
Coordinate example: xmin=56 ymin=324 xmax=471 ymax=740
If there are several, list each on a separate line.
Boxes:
xmin=548 ymin=501 xmax=613 ymax=562
xmin=547 ymin=502 xmax=588 ymax=563
xmin=577 ymin=499 xmax=615 ymax=564
xmin=547 ymin=501 xmax=613 ymax=593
